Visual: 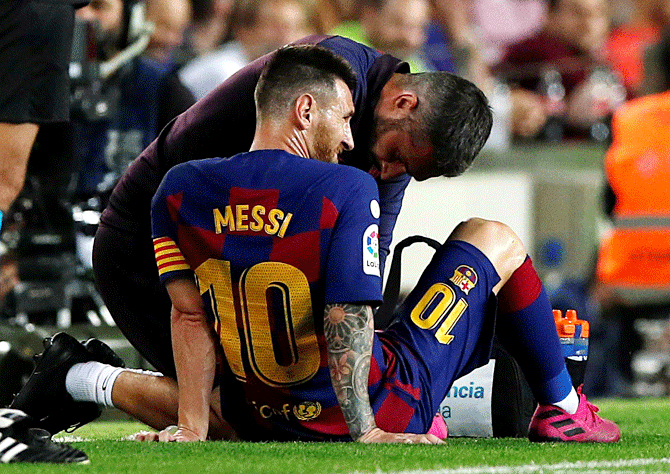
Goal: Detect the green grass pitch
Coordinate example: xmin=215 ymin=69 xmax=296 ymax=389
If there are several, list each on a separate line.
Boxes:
xmin=5 ymin=398 xmax=670 ymax=473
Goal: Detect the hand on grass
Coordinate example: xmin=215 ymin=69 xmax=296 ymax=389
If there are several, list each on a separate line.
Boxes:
xmin=133 ymin=425 xmax=203 ymax=442
xmin=358 ymin=427 xmax=445 ymax=444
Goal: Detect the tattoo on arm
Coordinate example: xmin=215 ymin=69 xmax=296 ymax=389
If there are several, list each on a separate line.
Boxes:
xmin=324 ymin=303 xmax=376 ymax=440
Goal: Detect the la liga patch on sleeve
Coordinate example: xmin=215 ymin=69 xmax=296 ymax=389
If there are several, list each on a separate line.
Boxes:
xmin=363 ymin=224 xmax=380 ymax=276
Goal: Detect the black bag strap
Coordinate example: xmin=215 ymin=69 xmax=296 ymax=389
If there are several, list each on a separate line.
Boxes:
xmin=374 ymin=235 xmax=442 ymax=329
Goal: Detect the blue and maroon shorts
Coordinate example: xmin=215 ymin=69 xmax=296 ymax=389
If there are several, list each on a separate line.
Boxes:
xmin=370 ymin=240 xmax=501 ymax=433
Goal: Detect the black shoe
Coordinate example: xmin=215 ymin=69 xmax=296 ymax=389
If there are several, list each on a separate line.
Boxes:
xmin=52 ymin=337 xmax=128 ymax=435
xmin=83 ymin=338 xmax=126 ymax=369
xmin=10 ymin=332 xmax=124 ymax=435
xmin=0 ymin=409 xmax=89 ymax=464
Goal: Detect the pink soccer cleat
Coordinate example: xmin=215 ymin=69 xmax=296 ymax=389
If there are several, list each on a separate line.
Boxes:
xmin=427 ymin=413 xmax=448 ymax=440
xmin=528 ymin=385 xmax=621 ymax=443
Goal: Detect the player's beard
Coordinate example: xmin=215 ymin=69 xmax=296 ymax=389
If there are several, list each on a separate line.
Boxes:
xmin=310 ymin=121 xmax=340 ymax=164
xmin=368 ymin=116 xmax=406 ymax=170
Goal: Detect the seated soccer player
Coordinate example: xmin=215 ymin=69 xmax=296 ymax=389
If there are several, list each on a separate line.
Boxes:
xmin=12 ymin=44 xmax=620 ymax=444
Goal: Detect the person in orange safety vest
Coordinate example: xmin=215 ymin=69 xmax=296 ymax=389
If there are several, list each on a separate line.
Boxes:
xmin=596 ymin=89 xmax=670 ymax=304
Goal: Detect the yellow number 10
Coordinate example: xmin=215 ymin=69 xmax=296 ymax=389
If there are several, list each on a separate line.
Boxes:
xmin=195 ymin=258 xmax=320 ymax=387
xmin=410 ymin=283 xmax=468 ymax=344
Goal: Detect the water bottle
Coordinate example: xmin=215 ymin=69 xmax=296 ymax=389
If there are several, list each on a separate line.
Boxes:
xmin=566 ymin=309 xmax=589 ymax=362
xmin=553 ymin=309 xmax=575 ymax=359
xmin=554 ymin=309 xmax=588 ymax=388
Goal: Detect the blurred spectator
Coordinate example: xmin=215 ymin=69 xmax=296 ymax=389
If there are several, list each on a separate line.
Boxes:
xmin=605 ymin=0 xmax=670 ymax=98
xmin=472 ymin=0 xmax=547 ymax=66
xmin=427 ymin=0 xmax=547 ymax=77
xmin=144 ymin=0 xmax=192 ymax=67
xmin=422 ymin=12 xmax=458 ymax=74
xmin=316 ymin=0 xmax=359 ymax=32
xmin=72 ymin=0 xmax=195 ymax=198
xmin=179 ymin=0 xmax=316 ymax=99
xmin=330 ymin=0 xmax=433 ymax=72
xmin=423 ymin=0 xmax=516 ymax=151
xmin=495 ymin=0 xmax=625 ymax=141
xmin=426 ymin=0 xmax=492 ymax=89
xmin=174 ymin=0 xmax=233 ymax=66
xmin=425 ymin=0 xmax=548 ymax=77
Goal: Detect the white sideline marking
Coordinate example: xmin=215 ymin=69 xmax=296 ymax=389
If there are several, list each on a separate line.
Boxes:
xmin=54 ymin=436 xmax=93 ymax=443
xmin=56 ymin=435 xmax=142 ymax=442
xmin=382 ymin=458 xmax=670 ymax=474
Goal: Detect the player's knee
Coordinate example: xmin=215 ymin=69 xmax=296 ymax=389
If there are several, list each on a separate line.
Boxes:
xmin=448 ymin=218 xmax=526 ymax=283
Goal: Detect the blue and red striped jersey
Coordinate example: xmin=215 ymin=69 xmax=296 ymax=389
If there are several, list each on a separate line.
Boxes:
xmin=151 ymin=149 xmax=383 ymax=439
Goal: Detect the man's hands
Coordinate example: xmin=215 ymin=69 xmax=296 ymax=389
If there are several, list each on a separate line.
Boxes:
xmin=358 ymin=427 xmax=445 ymax=444
xmin=133 ymin=426 xmax=445 ymax=444
xmin=134 ymin=425 xmax=203 ymax=442
xmin=323 ymin=304 xmax=446 ymax=445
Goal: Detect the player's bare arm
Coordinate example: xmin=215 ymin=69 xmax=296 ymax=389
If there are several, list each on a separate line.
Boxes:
xmin=165 ymin=277 xmax=218 ymax=442
xmin=324 ymin=303 xmax=377 ymax=440
xmin=324 ymin=304 xmax=443 ymax=444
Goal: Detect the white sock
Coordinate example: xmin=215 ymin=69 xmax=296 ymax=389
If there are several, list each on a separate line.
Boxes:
xmin=552 ymin=387 xmax=579 ymax=414
xmin=65 ymin=361 xmax=125 ymax=408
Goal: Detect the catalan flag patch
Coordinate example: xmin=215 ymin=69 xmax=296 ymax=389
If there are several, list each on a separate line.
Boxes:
xmin=153 ymin=237 xmax=191 ymax=278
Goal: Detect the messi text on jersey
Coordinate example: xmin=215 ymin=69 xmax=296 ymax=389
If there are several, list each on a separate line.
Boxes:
xmin=213 ymin=205 xmax=293 ymax=238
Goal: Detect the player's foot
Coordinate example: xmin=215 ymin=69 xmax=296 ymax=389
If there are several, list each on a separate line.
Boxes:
xmin=528 ymin=385 xmax=621 ymax=442
xmin=50 ymin=337 xmax=127 ymax=434
xmin=0 ymin=409 xmax=89 ymax=464
xmin=10 ymin=332 xmax=125 ymax=435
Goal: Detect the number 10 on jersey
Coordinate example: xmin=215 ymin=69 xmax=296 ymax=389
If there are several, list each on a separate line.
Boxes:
xmin=194 ymin=258 xmax=321 ymax=387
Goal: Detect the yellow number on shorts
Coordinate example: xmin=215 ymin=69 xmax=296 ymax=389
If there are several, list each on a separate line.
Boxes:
xmin=411 ymin=283 xmax=468 ymax=344
xmin=195 ymin=259 xmax=320 ymax=387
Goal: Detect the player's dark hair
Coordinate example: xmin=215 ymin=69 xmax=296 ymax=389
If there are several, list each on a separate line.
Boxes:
xmin=254 ymin=45 xmax=358 ymax=119
xmin=402 ymin=72 xmax=492 ymax=178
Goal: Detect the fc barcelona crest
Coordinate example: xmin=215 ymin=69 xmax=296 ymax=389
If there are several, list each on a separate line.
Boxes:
xmin=449 ymin=265 xmax=478 ymax=295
